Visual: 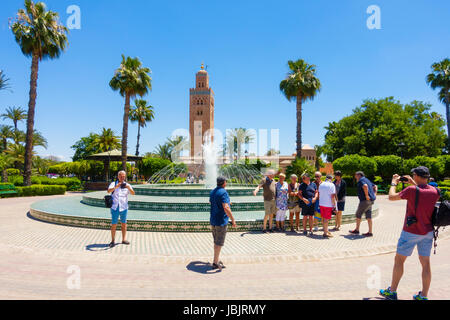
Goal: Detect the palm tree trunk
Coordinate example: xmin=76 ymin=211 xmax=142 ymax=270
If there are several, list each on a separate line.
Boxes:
xmin=1 ymin=169 xmax=7 ymax=183
xmin=296 ymin=94 xmax=303 ymax=158
xmin=23 ymin=53 xmax=39 ymax=186
xmin=121 ymin=94 xmax=131 ymax=171
xmin=104 ymin=160 xmax=110 ymax=182
xmin=135 ymin=124 xmax=141 ymax=156
xmin=446 ymin=99 xmax=450 ymax=148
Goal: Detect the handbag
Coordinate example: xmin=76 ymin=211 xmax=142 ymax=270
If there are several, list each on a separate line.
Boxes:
xmin=104 ymin=181 xmax=118 ymax=208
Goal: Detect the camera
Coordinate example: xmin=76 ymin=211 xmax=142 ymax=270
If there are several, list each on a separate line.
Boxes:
xmin=406 ymin=216 xmax=417 ymax=227
xmin=399 ymin=176 xmax=409 ymax=182
xmin=120 ymin=182 xmax=127 ymax=189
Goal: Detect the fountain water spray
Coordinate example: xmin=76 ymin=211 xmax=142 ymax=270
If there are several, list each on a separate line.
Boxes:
xmin=203 ymin=135 xmax=218 ymax=189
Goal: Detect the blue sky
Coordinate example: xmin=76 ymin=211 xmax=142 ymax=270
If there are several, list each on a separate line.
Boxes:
xmin=1 ymin=0 xmax=449 ymax=161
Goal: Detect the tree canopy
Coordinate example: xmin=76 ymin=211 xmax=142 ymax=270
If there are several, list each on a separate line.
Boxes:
xmin=323 ymin=97 xmax=447 ymax=161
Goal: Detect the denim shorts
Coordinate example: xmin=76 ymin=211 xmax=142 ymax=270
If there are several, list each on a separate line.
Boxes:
xmin=397 ymin=230 xmax=434 ymax=257
xmin=111 ymin=208 xmax=128 ymax=225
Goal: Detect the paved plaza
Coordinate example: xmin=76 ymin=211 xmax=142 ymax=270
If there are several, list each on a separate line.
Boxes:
xmin=1 ymin=194 xmax=450 ymax=300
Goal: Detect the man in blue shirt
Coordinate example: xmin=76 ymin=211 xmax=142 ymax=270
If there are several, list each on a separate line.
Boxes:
xmin=349 ymin=171 xmax=377 ymax=237
xmin=210 ymin=176 xmax=236 ymax=270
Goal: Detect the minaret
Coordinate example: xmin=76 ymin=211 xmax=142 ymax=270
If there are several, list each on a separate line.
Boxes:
xmin=189 ymin=63 xmax=215 ymax=158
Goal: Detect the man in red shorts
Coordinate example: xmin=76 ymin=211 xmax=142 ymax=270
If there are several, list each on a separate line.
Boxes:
xmin=318 ymin=175 xmax=337 ymax=238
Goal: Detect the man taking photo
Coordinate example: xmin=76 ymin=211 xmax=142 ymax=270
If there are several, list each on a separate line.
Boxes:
xmin=380 ymin=166 xmax=440 ymax=300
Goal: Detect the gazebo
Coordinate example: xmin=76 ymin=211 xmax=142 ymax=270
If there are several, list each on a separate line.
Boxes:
xmin=85 ymin=149 xmax=142 ymax=181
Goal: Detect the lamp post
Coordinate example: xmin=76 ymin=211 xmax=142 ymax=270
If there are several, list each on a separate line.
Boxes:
xmin=398 ymin=142 xmax=406 ymax=190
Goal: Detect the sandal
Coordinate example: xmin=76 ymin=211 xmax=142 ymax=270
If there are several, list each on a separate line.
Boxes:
xmin=109 ymin=242 xmax=115 ymax=248
xmin=122 ymin=240 xmax=130 ymax=245
xmin=349 ymin=229 xmax=360 ymax=235
xmin=363 ymin=232 xmax=373 ymax=237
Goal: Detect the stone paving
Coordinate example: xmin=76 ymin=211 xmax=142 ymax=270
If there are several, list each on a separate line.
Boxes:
xmin=1 ymin=193 xmax=450 ymax=299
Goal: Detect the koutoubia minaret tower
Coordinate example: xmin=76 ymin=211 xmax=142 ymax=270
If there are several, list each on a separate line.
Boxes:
xmin=189 ymin=63 xmax=215 ymax=158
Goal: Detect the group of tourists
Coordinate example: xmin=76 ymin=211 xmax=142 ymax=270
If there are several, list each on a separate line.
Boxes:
xmin=105 ymin=165 xmax=443 ymax=300
xmin=252 ymin=169 xmax=376 ymax=238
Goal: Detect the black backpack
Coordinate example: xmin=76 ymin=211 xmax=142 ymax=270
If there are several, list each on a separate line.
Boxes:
xmin=432 ymin=199 xmax=450 ymax=254
xmin=104 ymin=180 xmax=118 ymax=208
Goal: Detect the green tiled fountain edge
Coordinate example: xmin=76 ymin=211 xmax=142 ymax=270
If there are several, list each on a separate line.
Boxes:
xmin=81 ymin=192 xmax=265 ymax=212
xmin=134 ymin=184 xmax=262 ymax=197
xmin=29 ymin=196 xmax=378 ymax=232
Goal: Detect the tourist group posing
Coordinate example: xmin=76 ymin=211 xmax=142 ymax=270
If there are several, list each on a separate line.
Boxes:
xmin=252 ymin=169 xmax=376 ymax=238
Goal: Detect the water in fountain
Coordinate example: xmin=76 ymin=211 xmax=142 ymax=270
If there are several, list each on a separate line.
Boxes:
xmin=203 ymin=136 xmax=218 ymax=189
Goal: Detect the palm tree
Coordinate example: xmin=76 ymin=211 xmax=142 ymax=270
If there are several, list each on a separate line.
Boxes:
xmin=0 ymin=125 xmax=13 ymax=152
xmin=427 ymin=58 xmax=450 ymax=146
xmin=5 ymin=143 xmax=27 ymax=169
xmin=226 ymin=128 xmax=255 ymax=161
xmin=93 ymin=128 xmax=121 ymax=153
xmin=11 ymin=0 xmax=68 ymax=186
xmin=110 ymin=55 xmax=152 ymax=171
xmin=32 ymin=130 xmax=47 ymax=149
xmin=0 ymin=70 xmax=11 ymax=92
xmin=167 ymin=135 xmax=189 ymax=161
xmin=154 ymin=144 xmax=172 ymax=160
xmin=92 ymin=128 xmax=120 ymax=181
xmin=0 ymin=154 xmax=14 ymax=182
xmin=129 ymin=99 xmax=155 ymax=156
xmin=280 ymin=59 xmax=321 ymax=158
xmin=1 ymin=106 xmax=27 ymax=130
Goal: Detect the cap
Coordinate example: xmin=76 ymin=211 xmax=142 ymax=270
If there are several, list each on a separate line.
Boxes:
xmin=411 ymin=166 xmax=430 ymax=178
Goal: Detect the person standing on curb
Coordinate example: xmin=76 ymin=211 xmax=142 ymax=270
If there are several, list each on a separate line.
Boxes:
xmin=253 ymin=169 xmax=277 ymax=233
xmin=380 ymin=167 xmax=440 ymax=300
xmin=349 ymin=171 xmax=377 ymax=237
xmin=107 ymin=170 xmax=135 ymax=248
xmin=210 ymin=176 xmax=237 ymax=270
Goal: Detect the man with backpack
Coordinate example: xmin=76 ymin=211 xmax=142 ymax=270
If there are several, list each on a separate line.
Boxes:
xmin=379 ymin=166 xmax=440 ymax=300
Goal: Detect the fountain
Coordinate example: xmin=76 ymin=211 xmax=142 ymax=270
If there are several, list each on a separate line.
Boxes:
xmin=203 ymin=136 xmax=218 ymax=189
xmin=29 ymin=141 xmax=378 ymax=232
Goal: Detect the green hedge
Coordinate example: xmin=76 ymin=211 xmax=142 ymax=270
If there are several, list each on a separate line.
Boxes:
xmin=15 ymin=185 xmax=66 ymax=197
xmin=333 ymin=155 xmax=450 ymax=181
xmin=7 ymin=175 xmax=81 ymax=191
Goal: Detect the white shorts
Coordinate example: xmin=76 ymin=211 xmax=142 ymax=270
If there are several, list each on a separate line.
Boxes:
xmin=276 ymin=209 xmax=288 ymax=222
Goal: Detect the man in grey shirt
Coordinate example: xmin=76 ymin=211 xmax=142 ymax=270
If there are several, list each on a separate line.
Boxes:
xmin=253 ymin=169 xmax=277 ymax=233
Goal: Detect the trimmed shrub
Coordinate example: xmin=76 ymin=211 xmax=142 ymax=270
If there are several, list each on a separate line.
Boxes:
xmin=438 ymin=155 xmax=450 ymax=178
xmin=16 ymin=185 xmax=66 ymax=197
xmin=7 ymin=175 xmax=81 ymax=191
xmin=373 ymin=155 xmax=403 ymax=180
xmin=404 ymin=156 xmax=444 ymax=180
xmin=138 ymin=157 xmax=173 ymax=180
xmin=333 ymin=155 xmax=377 ymax=177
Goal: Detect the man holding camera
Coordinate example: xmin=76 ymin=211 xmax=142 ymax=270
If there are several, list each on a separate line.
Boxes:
xmin=107 ymin=170 xmax=135 ymax=248
xmin=379 ymin=166 xmax=440 ymax=300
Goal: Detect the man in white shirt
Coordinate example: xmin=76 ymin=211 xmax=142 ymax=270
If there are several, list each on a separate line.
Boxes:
xmin=107 ymin=170 xmax=135 ymax=247
xmin=318 ymin=175 xmax=336 ymax=238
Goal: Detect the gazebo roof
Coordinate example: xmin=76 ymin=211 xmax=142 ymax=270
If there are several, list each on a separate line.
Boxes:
xmin=85 ymin=149 xmax=143 ymax=162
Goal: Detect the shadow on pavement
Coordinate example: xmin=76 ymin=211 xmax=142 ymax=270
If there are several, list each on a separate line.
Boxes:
xmin=363 ymin=297 xmax=387 ymax=300
xmin=85 ymin=243 xmax=112 ymax=251
xmin=186 ymin=261 xmax=221 ymax=274
xmin=341 ymin=234 xmax=365 ymax=240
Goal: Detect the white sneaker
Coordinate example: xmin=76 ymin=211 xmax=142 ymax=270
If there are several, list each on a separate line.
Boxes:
xmin=314 ymin=227 xmax=319 ymax=232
